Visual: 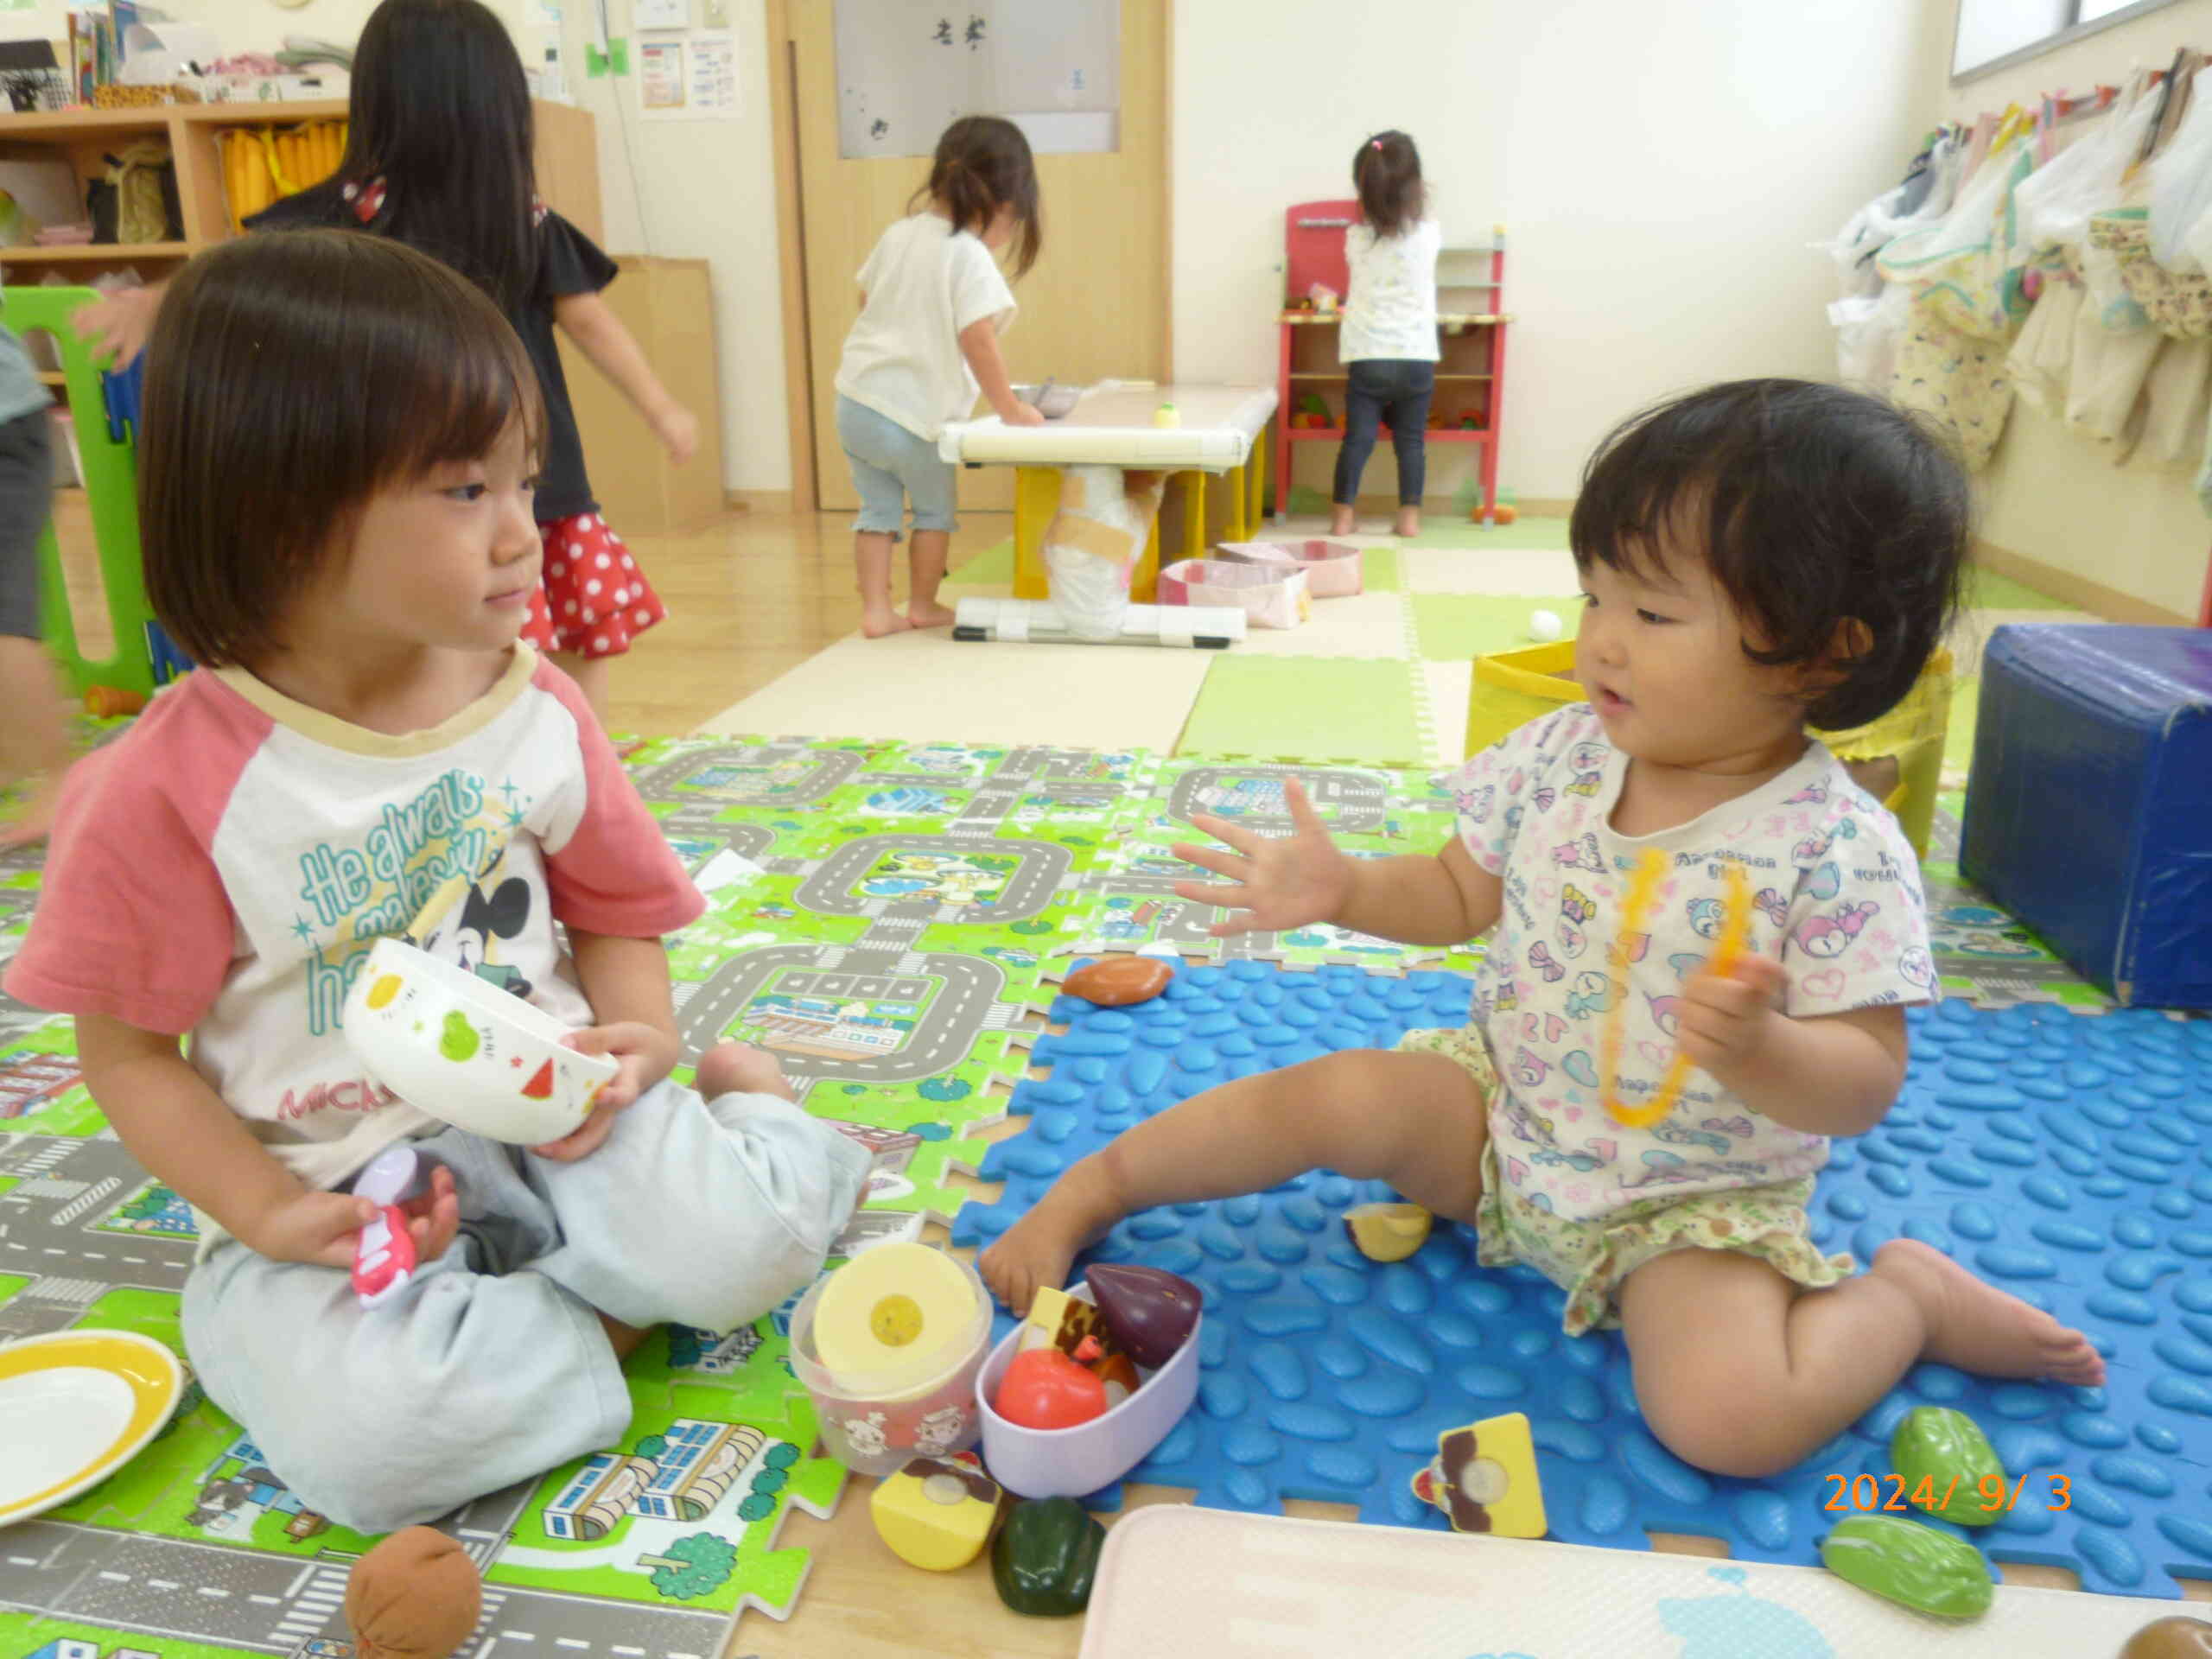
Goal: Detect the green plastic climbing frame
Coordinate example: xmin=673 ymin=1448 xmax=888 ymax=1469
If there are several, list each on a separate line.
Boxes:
xmin=4 ymin=285 xmax=156 ymax=698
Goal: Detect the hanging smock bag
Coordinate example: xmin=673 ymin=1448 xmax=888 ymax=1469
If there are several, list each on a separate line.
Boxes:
xmin=1878 ymin=132 xmax=2037 ymax=341
xmin=2091 ymin=207 xmax=2212 ymax=337
xmin=1878 ymin=132 xmax=2038 ymax=467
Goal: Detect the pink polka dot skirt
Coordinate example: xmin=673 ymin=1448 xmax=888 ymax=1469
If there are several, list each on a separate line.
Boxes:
xmin=520 ymin=512 xmax=668 ymax=659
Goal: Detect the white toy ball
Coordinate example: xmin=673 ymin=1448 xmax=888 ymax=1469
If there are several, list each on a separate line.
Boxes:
xmin=1529 ymin=608 xmax=1564 ymax=644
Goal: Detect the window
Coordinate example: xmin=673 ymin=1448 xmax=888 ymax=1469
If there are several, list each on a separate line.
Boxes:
xmin=1953 ymin=0 xmax=2186 ymax=82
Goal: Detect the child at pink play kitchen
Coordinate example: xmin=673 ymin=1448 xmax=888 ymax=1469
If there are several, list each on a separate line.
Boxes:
xmin=7 ymin=233 xmax=866 ymax=1552
xmin=835 ymin=114 xmax=1046 ymax=638
xmin=985 ymin=379 xmax=2103 ymax=1481
xmin=1332 ymin=130 xmax=1441 ymax=541
xmin=73 ymin=0 xmax=695 ymax=727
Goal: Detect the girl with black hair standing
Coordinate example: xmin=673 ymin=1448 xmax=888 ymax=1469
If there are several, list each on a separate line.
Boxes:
xmin=77 ymin=0 xmax=695 ymax=724
xmin=1333 ymin=130 xmax=1441 ymax=540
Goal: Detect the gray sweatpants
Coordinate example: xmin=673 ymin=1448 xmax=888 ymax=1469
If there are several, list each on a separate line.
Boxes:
xmin=181 ymin=1080 xmax=869 ymax=1535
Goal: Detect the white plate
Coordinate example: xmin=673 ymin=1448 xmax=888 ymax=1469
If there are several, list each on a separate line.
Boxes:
xmin=0 ymin=1329 xmax=184 ymax=1527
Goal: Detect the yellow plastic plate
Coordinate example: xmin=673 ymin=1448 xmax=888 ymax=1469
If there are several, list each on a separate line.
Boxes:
xmin=0 ymin=1329 xmax=183 ymax=1527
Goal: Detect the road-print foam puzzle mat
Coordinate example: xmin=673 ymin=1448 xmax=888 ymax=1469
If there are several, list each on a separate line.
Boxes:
xmin=955 ymin=965 xmax=2212 ymax=1601
xmin=0 ymin=733 xmax=2152 ymax=1655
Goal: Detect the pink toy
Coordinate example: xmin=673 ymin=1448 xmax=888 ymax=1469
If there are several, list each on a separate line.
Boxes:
xmin=1214 ymin=538 xmax=1364 ymax=599
xmin=351 ymin=1146 xmax=423 ymax=1310
xmin=1156 ymin=559 xmax=1311 ymax=630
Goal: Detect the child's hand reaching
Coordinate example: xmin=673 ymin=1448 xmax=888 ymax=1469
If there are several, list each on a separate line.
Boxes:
xmin=250 ymin=1165 xmax=461 ymax=1270
xmin=1003 ymin=401 xmax=1046 ymax=427
xmin=650 ymin=401 xmax=699 ymax=465
xmin=1172 ymin=778 xmax=1353 ymax=938
xmin=536 ymin=1020 xmax=681 ymax=1161
xmin=1676 ymin=954 xmax=1789 ymax=1082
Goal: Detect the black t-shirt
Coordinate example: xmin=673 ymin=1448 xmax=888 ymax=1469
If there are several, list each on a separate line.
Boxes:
xmin=245 ymin=187 xmax=619 ymax=522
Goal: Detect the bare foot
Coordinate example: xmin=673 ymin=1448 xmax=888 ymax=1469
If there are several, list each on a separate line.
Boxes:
xmin=1877 ymin=1238 xmax=2107 ymax=1387
xmin=1328 ymin=507 xmax=1357 ymax=537
xmin=0 ymin=772 xmax=68 ymax=849
xmin=1394 ymin=508 xmax=1421 ymax=538
xmin=906 ymin=600 xmax=957 ymax=629
xmin=695 ymin=1040 xmax=797 ymax=1103
xmin=978 ymin=1155 xmax=1123 ymax=1319
xmin=861 ymin=608 xmax=912 ymax=639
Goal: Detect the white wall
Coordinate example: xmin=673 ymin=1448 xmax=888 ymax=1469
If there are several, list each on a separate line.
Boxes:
xmin=1173 ymin=0 xmax=1935 ymax=505
xmin=1922 ymin=0 xmax=2212 ymax=618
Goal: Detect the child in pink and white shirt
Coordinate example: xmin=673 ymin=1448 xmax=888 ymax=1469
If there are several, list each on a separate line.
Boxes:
xmin=6 ymin=232 xmax=863 ymax=1537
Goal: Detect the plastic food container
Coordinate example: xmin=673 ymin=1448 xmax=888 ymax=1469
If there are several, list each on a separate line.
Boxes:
xmin=789 ymin=1252 xmax=993 ymax=1478
xmin=976 ymin=1281 xmax=1202 ymax=1498
xmin=1214 ymin=538 xmax=1364 ymax=598
xmin=1014 ymin=382 xmax=1082 ymax=419
xmin=340 ymin=938 xmax=617 ymax=1144
xmin=1156 ymin=559 xmax=1311 ymax=630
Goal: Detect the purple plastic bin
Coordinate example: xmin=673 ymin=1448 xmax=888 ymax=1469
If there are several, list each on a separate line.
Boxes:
xmin=976 ymin=1281 xmax=1201 ymax=1498
xmin=1214 ymin=538 xmax=1364 ymax=598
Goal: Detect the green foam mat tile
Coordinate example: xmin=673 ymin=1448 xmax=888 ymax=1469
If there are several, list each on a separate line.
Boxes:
xmin=1964 ymin=566 xmax=2074 ymax=610
xmin=1176 ymin=656 xmax=1433 ymax=769
xmin=1408 ymin=592 xmax=1581 ymax=662
xmin=943 ymin=536 xmax=1016 ymax=588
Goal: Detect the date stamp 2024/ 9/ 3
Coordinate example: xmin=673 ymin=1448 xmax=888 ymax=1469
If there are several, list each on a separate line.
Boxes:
xmin=1823 ymin=1471 xmax=2074 ymax=1516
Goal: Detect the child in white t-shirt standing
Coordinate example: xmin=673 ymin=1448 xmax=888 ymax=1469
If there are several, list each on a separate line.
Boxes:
xmin=1332 ymin=130 xmax=1441 ymax=540
xmin=835 ymin=116 xmax=1045 ymax=638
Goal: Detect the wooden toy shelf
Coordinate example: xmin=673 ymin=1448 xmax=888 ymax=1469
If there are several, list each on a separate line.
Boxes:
xmin=1273 ymin=200 xmax=1511 ymax=518
xmin=0 ymin=99 xmax=601 ymax=362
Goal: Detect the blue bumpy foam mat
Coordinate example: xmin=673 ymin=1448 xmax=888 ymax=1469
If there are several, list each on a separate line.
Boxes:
xmin=950 ymin=961 xmax=2212 ymax=1599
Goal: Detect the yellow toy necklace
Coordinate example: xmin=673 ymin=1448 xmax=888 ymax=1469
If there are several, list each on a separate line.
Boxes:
xmin=1602 ymin=851 xmax=1751 ymax=1128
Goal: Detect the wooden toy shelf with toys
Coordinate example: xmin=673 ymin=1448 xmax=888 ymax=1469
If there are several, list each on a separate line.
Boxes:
xmin=1274 ymin=198 xmax=1512 ymax=521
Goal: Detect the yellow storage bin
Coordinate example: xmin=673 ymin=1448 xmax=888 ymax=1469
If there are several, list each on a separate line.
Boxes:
xmin=1463 ymin=642 xmax=1954 ymax=858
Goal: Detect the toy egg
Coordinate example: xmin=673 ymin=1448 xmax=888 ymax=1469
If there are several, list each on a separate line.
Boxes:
xmin=1528 ymin=609 xmax=1563 ymax=644
xmin=341 ymin=938 xmax=617 ymax=1145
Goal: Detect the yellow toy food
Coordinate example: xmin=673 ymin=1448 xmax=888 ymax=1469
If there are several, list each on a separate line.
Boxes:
xmin=1018 ymin=1283 xmax=1116 ymax=1360
xmin=1410 ymin=1411 xmax=1547 ymax=1539
xmin=871 ymin=1452 xmax=1011 ymax=1571
xmin=813 ymin=1243 xmax=981 ymax=1385
xmin=1343 ymin=1201 xmax=1432 ymax=1263
xmin=1152 ymin=403 xmax=1180 ymax=428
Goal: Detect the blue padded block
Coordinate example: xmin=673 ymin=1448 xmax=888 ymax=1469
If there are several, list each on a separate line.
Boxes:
xmin=1961 ymin=625 xmax=2212 ymax=1008
xmin=956 ymin=961 xmax=2212 ymax=1597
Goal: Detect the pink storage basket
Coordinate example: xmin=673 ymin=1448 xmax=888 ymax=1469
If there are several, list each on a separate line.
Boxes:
xmin=1156 ymin=558 xmax=1311 ymax=629
xmin=1213 ymin=539 xmax=1363 ymax=598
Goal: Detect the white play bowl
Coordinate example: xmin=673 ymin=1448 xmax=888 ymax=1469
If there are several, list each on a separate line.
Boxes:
xmin=341 ymin=937 xmax=618 ymax=1145
xmin=1014 ymin=383 xmax=1082 ymax=420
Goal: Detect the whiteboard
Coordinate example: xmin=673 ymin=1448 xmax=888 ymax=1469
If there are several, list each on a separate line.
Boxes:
xmin=834 ymin=0 xmax=1119 ymax=159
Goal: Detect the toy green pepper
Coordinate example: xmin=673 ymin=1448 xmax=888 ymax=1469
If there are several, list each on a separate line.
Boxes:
xmin=1891 ymin=1406 xmax=2006 ymax=1527
xmin=991 ymin=1497 xmax=1104 ymax=1617
xmin=1822 ymin=1514 xmax=1993 ymax=1619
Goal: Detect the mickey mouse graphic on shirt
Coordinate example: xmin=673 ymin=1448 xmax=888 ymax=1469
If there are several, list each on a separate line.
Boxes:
xmin=417 ymin=849 xmax=538 ymax=1000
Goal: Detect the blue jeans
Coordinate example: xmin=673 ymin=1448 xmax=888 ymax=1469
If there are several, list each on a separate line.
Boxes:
xmin=1333 ymin=359 xmax=1435 ymax=507
xmin=837 ymin=394 xmax=957 ymax=537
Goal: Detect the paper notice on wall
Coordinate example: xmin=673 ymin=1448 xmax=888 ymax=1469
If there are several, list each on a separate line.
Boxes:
xmin=639 ymin=38 xmax=684 ymax=108
xmin=638 ymin=29 xmax=736 ymax=119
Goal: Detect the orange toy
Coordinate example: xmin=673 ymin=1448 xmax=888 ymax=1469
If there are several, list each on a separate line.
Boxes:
xmin=1602 ymin=853 xmax=1751 ymax=1129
